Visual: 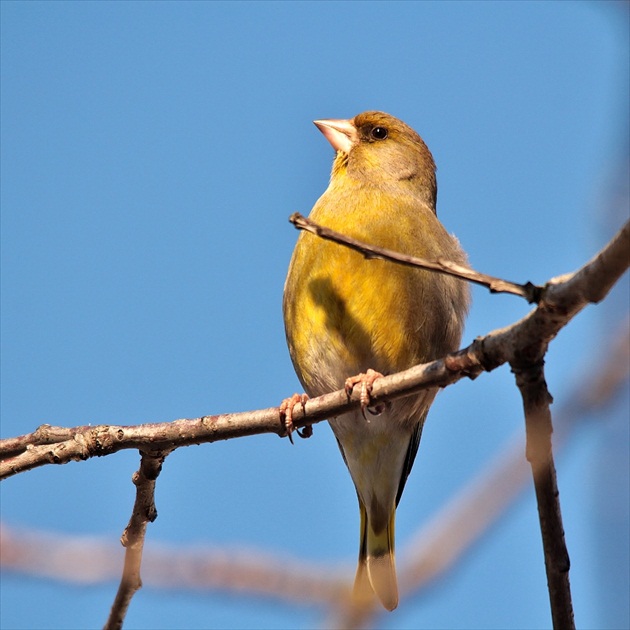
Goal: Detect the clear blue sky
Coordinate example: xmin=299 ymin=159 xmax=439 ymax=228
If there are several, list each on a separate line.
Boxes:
xmin=1 ymin=2 xmax=628 ymax=629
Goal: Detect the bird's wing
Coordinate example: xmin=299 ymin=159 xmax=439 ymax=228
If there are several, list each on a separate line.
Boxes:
xmin=395 ymin=412 xmax=426 ymax=507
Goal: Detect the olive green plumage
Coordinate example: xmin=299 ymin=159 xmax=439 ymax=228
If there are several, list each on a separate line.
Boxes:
xmin=283 ymin=111 xmax=470 ymax=610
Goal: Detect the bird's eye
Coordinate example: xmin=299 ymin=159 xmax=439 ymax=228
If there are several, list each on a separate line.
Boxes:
xmin=371 ymin=126 xmax=388 ymax=140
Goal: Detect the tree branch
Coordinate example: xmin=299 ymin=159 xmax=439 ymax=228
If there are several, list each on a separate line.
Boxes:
xmin=1 ymin=221 xmax=627 ymax=481
xmin=104 ymin=450 xmax=168 ymax=630
xmin=512 ymin=362 xmax=574 ymax=630
xmin=0 ymin=219 xmax=627 ymax=629
xmin=333 ymin=316 xmax=629 ymax=628
xmin=2 ymin=317 xmax=627 ymax=627
xmin=289 ymin=212 xmax=544 ymax=302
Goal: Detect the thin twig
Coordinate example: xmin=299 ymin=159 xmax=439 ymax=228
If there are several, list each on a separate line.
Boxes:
xmin=104 ymin=450 xmax=168 ymax=630
xmin=289 ymin=212 xmax=543 ymax=302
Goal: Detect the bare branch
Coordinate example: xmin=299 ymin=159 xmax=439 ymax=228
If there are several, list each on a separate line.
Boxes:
xmin=1 ymin=220 xmax=627 ymax=481
xmin=0 ymin=424 xmax=81 ymax=459
xmin=326 ymin=316 xmax=630 ymax=629
xmin=2 ymin=317 xmax=627 ymax=622
xmin=289 ymin=212 xmax=543 ymax=302
xmin=512 ymin=363 xmax=574 ymax=630
xmin=104 ymin=450 xmax=168 ymax=630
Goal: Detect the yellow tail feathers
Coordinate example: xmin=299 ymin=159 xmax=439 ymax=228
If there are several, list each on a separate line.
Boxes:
xmin=354 ymin=503 xmax=398 ymax=611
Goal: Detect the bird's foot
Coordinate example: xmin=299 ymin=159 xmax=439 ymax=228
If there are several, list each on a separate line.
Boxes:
xmin=279 ymin=393 xmax=311 ymax=444
xmin=345 ymin=369 xmax=386 ymax=418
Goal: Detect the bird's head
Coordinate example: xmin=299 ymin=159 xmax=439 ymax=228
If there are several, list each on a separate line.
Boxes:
xmin=314 ymin=111 xmax=437 ymax=209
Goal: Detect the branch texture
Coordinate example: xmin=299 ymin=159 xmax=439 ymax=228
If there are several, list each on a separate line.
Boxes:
xmin=1 ymin=220 xmax=627 ymax=480
xmin=104 ymin=451 xmax=167 ymax=628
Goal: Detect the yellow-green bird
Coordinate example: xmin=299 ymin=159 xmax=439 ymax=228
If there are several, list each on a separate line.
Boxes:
xmin=283 ymin=111 xmax=470 ymax=611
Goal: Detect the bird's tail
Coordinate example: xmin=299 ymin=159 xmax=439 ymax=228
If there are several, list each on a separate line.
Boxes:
xmin=353 ymin=501 xmax=398 ymax=611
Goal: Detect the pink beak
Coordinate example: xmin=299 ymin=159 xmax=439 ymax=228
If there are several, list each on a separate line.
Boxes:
xmin=313 ymin=118 xmax=358 ymax=153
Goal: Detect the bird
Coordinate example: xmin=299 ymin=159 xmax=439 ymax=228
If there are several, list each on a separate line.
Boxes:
xmin=282 ymin=111 xmax=470 ymax=611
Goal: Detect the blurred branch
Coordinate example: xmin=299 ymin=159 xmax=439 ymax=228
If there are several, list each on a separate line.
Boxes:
xmin=1 ymin=220 xmax=627 ymax=480
xmin=0 ymin=524 xmax=349 ymax=606
xmin=2 ymin=317 xmax=627 ymax=624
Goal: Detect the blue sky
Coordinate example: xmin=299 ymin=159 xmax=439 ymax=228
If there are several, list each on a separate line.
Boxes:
xmin=1 ymin=2 xmax=628 ymax=629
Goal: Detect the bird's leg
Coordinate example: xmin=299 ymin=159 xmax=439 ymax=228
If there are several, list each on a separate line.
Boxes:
xmin=279 ymin=393 xmax=311 ymax=443
xmin=345 ymin=368 xmax=386 ymax=418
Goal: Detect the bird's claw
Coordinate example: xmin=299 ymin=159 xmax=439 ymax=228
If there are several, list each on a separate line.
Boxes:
xmin=279 ymin=393 xmax=311 ymax=443
xmin=344 ymin=369 xmax=386 ymax=419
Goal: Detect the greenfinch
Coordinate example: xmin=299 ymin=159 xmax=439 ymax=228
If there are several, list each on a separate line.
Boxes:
xmin=283 ymin=111 xmax=470 ymax=611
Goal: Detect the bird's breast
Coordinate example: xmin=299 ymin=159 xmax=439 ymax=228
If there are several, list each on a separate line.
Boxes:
xmin=284 ymin=188 xmax=453 ymax=397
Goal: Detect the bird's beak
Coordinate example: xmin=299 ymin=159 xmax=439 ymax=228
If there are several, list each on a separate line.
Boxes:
xmin=313 ymin=118 xmax=358 ymax=154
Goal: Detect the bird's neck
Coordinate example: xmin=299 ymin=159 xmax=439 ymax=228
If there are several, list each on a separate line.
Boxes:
xmin=329 ymin=152 xmax=437 ymax=212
